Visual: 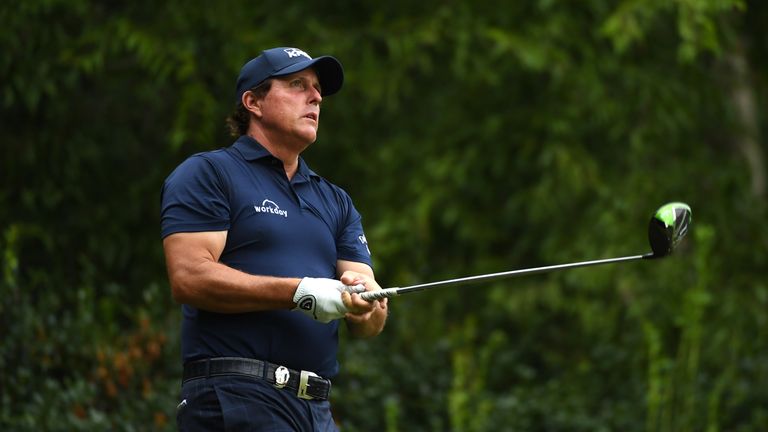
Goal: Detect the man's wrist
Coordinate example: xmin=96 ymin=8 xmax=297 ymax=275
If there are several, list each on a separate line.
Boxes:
xmin=288 ymin=278 xmax=303 ymax=308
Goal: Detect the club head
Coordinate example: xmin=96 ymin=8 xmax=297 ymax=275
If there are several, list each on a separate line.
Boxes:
xmin=647 ymin=202 xmax=692 ymax=258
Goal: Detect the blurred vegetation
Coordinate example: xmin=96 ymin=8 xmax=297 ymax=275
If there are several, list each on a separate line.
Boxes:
xmin=1 ymin=0 xmax=767 ymax=430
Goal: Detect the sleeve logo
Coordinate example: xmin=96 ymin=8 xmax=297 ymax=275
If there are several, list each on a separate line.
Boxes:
xmin=358 ymin=234 xmax=371 ymax=255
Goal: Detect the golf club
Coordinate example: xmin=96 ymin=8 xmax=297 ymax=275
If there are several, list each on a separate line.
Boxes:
xmin=360 ymin=202 xmax=692 ymax=302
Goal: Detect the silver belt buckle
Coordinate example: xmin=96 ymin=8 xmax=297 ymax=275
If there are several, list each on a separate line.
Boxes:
xmin=297 ymin=370 xmax=319 ymax=400
xmin=274 ymin=365 xmax=290 ymax=389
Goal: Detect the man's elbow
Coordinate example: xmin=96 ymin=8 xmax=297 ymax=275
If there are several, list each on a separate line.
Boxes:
xmin=168 ymin=271 xmax=196 ymax=305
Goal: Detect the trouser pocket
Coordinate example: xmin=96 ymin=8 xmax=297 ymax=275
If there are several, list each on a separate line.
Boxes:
xmin=176 ymin=379 xmax=224 ymax=431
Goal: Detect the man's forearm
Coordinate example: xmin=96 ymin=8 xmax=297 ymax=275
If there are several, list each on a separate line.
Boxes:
xmin=346 ymin=301 xmax=388 ymax=338
xmin=170 ymin=259 xmax=300 ymax=313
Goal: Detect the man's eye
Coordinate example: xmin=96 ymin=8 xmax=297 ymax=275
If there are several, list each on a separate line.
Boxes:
xmin=291 ymin=80 xmax=305 ymax=88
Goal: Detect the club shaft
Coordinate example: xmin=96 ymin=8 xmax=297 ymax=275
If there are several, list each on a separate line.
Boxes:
xmin=360 ymin=253 xmax=653 ymax=301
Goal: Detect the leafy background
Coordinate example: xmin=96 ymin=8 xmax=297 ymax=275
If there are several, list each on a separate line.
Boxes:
xmin=1 ymin=0 xmax=766 ymax=430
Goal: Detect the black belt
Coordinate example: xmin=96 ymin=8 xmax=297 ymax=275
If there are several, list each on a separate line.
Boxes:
xmin=182 ymin=357 xmax=331 ymax=401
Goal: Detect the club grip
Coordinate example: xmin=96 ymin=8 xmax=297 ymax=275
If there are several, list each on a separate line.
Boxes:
xmin=360 ymin=288 xmax=399 ymax=301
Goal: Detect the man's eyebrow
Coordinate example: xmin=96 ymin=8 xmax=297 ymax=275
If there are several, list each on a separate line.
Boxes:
xmin=277 ymin=74 xmax=322 ymax=92
xmin=303 ymin=76 xmax=323 ymax=91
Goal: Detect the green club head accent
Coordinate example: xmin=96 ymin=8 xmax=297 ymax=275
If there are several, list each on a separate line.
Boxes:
xmin=647 ymin=202 xmax=692 ymax=257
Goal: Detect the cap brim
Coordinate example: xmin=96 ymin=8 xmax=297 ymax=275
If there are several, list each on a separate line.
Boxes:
xmin=272 ymin=56 xmax=344 ymax=96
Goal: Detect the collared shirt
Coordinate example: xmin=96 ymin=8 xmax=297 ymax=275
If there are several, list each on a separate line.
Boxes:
xmin=160 ymin=135 xmax=372 ymax=377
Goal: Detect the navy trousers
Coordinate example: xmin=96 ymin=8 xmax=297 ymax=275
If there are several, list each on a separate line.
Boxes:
xmin=176 ymin=375 xmax=339 ymax=432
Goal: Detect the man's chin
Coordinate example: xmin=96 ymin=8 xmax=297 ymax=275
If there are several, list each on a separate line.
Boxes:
xmin=293 ymin=134 xmax=317 ymax=153
xmin=301 ymin=130 xmax=318 ymax=145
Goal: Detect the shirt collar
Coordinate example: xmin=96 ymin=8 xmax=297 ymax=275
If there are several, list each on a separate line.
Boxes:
xmin=231 ymin=135 xmax=320 ymax=179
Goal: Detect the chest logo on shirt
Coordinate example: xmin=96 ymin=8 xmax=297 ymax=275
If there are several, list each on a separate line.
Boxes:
xmin=254 ymin=199 xmax=288 ymax=218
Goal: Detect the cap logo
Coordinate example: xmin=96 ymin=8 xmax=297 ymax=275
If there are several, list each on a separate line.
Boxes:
xmin=284 ymin=48 xmax=311 ymax=60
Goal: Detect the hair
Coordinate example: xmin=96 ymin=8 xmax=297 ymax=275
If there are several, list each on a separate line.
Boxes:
xmin=225 ymin=80 xmax=273 ymax=137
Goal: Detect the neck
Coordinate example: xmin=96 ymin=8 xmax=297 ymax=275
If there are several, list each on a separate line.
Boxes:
xmin=246 ymin=129 xmax=303 ymax=180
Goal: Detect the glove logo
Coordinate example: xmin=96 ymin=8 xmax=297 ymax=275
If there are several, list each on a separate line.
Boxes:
xmin=297 ymin=296 xmax=315 ymax=311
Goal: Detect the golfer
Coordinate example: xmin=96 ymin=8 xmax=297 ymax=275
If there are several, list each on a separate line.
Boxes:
xmin=161 ymin=47 xmax=388 ymax=431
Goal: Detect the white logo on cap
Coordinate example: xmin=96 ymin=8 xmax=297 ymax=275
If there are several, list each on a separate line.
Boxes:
xmin=284 ymin=48 xmax=311 ymax=59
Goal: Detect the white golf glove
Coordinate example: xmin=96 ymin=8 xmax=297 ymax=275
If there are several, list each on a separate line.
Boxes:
xmin=293 ymin=277 xmax=366 ymax=323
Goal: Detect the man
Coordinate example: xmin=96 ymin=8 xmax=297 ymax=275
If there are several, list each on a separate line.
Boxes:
xmin=161 ymin=47 xmax=388 ymax=431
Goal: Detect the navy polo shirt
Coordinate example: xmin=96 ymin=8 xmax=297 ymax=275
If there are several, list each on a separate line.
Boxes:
xmin=160 ymin=135 xmax=372 ymax=378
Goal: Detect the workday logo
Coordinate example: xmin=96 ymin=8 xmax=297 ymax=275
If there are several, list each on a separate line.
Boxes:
xmin=284 ymin=48 xmax=311 ymax=60
xmin=254 ymin=199 xmax=288 ymax=218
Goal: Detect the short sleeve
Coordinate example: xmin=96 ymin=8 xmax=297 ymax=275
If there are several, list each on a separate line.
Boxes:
xmin=160 ymin=155 xmax=231 ymax=239
xmin=335 ymin=193 xmax=373 ymax=268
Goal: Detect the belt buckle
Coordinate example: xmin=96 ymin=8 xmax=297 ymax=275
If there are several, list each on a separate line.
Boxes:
xmin=297 ymin=370 xmax=319 ymax=400
xmin=274 ymin=365 xmax=290 ymax=389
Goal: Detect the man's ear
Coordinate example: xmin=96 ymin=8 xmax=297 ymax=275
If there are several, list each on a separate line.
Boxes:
xmin=242 ymin=91 xmax=262 ymax=118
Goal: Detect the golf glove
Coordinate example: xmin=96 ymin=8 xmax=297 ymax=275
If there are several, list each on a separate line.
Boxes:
xmin=293 ymin=277 xmax=366 ymax=323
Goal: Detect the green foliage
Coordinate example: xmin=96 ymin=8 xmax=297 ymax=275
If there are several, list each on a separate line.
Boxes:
xmin=2 ymin=0 xmax=767 ymax=430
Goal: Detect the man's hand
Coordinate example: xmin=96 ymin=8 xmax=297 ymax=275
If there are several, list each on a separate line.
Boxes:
xmin=293 ymin=277 xmax=365 ymax=323
xmin=339 ymin=270 xmax=389 ymax=337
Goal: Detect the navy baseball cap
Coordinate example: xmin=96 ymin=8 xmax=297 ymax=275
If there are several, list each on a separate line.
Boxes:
xmin=235 ymin=47 xmax=344 ymax=103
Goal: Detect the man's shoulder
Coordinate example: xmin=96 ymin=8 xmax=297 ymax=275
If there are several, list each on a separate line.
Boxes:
xmin=174 ymin=147 xmax=238 ymax=172
xmin=164 ymin=147 xmax=236 ymax=185
xmin=187 ymin=147 xmax=233 ymax=163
